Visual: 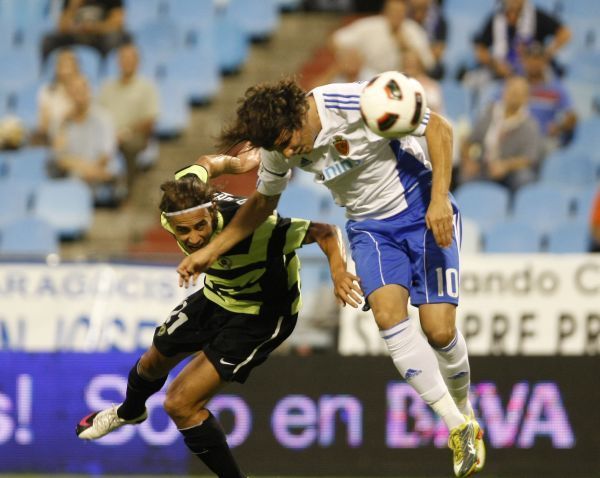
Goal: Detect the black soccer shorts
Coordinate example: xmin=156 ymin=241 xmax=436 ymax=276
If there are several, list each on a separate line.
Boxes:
xmin=153 ymin=289 xmax=297 ymax=383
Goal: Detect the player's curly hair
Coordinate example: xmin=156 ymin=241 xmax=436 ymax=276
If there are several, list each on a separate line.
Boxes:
xmin=217 ymin=77 xmax=308 ymax=151
xmin=159 ymin=176 xmax=215 ymax=213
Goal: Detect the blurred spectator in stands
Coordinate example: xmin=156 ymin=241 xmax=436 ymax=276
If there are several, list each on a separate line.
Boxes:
xmin=0 ymin=116 xmax=26 ymax=150
xmin=522 ymin=42 xmax=577 ymax=151
xmin=408 ymin=0 xmax=447 ymax=78
xmin=36 ymin=49 xmax=80 ymax=143
xmin=50 ymin=75 xmax=124 ymax=206
xmin=41 ymin=0 xmax=131 ymax=63
xmin=98 ymin=43 xmax=159 ymax=189
xmin=591 ymin=188 xmax=600 ymax=252
xmin=459 ymin=76 xmax=542 ymax=192
xmin=304 ymin=47 xmax=376 ymax=90
xmin=473 ymin=0 xmax=570 ymax=79
xmin=332 ymin=0 xmax=435 ymax=77
xmin=403 ymin=49 xmax=444 ymax=113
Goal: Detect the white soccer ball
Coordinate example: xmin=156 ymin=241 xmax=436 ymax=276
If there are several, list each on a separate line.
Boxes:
xmin=359 ymin=71 xmax=428 ymax=138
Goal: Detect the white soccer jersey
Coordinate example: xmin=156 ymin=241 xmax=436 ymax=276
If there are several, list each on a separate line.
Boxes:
xmin=257 ymin=81 xmax=432 ymax=221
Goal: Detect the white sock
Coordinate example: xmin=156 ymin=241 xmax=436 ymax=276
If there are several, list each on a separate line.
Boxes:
xmin=434 ymin=329 xmax=473 ymax=416
xmin=381 ymin=317 xmax=465 ymax=430
xmin=431 ymin=391 xmax=466 ymax=430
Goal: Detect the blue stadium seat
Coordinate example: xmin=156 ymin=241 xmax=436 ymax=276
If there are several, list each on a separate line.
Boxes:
xmin=7 ymin=82 xmax=40 ymax=130
xmin=124 ymin=0 xmax=161 ymax=30
xmin=440 ymin=80 xmax=470 ymax=121
xmin=227 ymin=0 xmax=279 ymax=41
xmin=568 ymin=185 xmax=598 ymax=221
xmin=484 ymin=220 xmax=542 ymax=253
xmin=155 ymin=81 xmax=190 ymax=138
xmin=546 ymin=221 xmax=591 ymax=253
xmin=165 ymin=39 xmax=220 ymax=104
xmin=564 ymin=80 xmax=598 ymax=121
xmin=453 ymin=181 xmax=510 ymax=233
xmin=0 ymin=51 xmax=39 ymax=90
xmin=0 ymin=216 xmax=59 ymax=257
xmin=566 ymin=50 xmax=600 ymax=83
xmin=512 ymin=183 xmax=571 ymax=234
xmin=4 ymin=147 xmax=49 ymax=181
xmin=570 ymin=116 xmax=600 ymax=154
xmin=161 ymin=0 xmax=215 ymax=29
xmin=32 ymin=178 xmax=93 ymax=239
xmin=0 ymin=179 xmax=34 ymax=227
xmin=276 ymin=183 xmax=331 ymax=223
xmin=133 ymin=20 xmax=181 ymax=59
xmin=213 ymin=7 xmax=249 ymax=74
xmin=539 ymin=154 xmax=596 ymax=189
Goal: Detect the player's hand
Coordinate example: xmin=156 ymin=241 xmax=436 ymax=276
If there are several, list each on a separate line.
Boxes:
xmin=332 ymin=270 xmax=363 ymax=308
xmin=176 ymin=248 xmax=217 ymax=288
xmin=426 ymin=196 xmax=454 ymax=248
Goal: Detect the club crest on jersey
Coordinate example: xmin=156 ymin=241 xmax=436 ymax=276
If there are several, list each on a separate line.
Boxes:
xmin=332 ymin=136 xmax=349 ymax=156
xmin=218 ymin=257 xmax=233 ymax=269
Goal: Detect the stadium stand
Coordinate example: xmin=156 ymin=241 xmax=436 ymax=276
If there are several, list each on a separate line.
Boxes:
xmin=32 ymin=178 xmax=93 ymax=239
xmin=484 ymin=220 xmax=542 ymax=253
xmin=0 ymin=215 xmax=58 ymax=257
xmin=453 ymin=181 xmax=510 ymax=233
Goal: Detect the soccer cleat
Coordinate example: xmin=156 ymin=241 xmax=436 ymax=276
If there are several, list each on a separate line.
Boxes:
xmin=448 ymin=420 xmax=479 ymax=477
xmin=76 ymin=404 xmax=147 ymax=440
xmin=470 ymin=416 xmax=486 ymax=473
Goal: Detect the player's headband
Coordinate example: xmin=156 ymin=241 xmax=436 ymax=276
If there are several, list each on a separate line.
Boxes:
xmin=163 ymin=202 xmax=213 ymax=217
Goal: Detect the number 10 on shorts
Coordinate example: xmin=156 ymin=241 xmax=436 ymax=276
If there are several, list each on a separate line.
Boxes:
xmin=435 ymin=267 xmax=459 ymax=298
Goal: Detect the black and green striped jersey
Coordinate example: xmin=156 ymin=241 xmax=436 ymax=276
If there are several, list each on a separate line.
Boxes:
xmin=161 ymin=166 xmax=310 ymax=316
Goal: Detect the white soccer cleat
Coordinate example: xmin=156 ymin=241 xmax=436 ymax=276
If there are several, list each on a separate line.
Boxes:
xmin=448 ymin=420 xmax=479 ymax=477
xmin=76 ymin=404 xmax=147 ymax=440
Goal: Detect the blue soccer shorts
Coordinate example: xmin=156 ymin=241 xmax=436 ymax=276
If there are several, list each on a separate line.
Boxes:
xmin=346 ymin=190 xmax=462 ymax=306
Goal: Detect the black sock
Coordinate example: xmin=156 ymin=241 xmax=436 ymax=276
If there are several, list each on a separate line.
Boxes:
xmin=180 ymin=413 xmax=245 ymax=478
xmin=117 ymin=360 xmax=167 ymax=420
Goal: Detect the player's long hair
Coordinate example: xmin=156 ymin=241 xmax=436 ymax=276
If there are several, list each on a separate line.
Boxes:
xmin=217 ymin=77 xmax=308 ymax=151
xmin=159 ymin=176 xmax=215 ymax=213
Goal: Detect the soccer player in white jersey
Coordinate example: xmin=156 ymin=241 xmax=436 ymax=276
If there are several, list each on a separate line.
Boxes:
xmin=177 ymin=78 xmax=485 ymax=477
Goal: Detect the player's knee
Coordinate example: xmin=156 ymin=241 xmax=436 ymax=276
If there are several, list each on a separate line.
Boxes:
xmin=424 ymin=326 xmax=455 ymax=349
xmin=163 ymin=389 xmax=190 ymax=421
xmin=373 ymin=308 xmax=406 ymax=330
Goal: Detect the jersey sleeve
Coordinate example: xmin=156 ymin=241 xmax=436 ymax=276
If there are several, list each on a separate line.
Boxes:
xmin=174 ymin=164 xmax=209 ymax=183
xmin=256 ymin=149 xmax=292 ymax=196
xmin=410 ymin=107 xmax=431 ymax=137
xmin=283 ymin=217 xmax=311 ymax=254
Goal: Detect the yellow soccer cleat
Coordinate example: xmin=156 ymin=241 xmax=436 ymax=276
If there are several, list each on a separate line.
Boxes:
xmin=448 ymin=420 xmax=479 ymax=477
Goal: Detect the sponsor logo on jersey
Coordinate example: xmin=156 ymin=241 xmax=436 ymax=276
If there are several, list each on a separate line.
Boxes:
xmin=218 ymin=257 xmax=233 ymax=269
xmin=333 ymin=136 xmax=350 ymax=156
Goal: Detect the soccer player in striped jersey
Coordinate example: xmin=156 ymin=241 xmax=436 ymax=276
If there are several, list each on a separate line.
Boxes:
xmin=177 ymin=78 xmax=485 ymax=477
xmin=75 ymin=152 xmax=360 ymax=478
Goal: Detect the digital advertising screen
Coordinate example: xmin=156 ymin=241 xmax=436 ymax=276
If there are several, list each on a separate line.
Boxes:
xmin=0 ymin=353 xmax=598 ymax=477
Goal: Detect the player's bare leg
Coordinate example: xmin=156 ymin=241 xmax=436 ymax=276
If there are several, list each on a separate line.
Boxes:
xmin=163 ymin=351 xmax=245 ymax=478
xmin=368 ymin=285 xmax=477 ymax=477
xmin=421 ymin=303 xmax=485 ymax=474
xmin=76 ymin=345 xmax=190 ymax=440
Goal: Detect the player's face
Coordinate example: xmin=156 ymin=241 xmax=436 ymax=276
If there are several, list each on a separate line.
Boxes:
xmin=274 ymin=127 xmax=314 ymax=158
xmin=168 ymin=208 xmax=215 ymax=253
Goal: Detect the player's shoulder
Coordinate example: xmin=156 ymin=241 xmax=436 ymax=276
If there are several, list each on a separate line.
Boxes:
xmin=311 ymin=81 xmax=367 ymax=101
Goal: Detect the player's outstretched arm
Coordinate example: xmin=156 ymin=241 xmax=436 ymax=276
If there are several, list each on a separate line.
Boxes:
xmin=303 ymin=222 xmax=363 ymax=308
xmin=195 ymin=141 xmax=259 ymax=178
xmin=424 ymin=111 xmax=454 ymax=249
xmin=177 ymin=190 xmax=279 ymax=287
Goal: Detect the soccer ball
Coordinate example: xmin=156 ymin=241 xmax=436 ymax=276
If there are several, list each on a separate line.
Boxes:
xmin=359 ymin=71 xmax=428 ymax=138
